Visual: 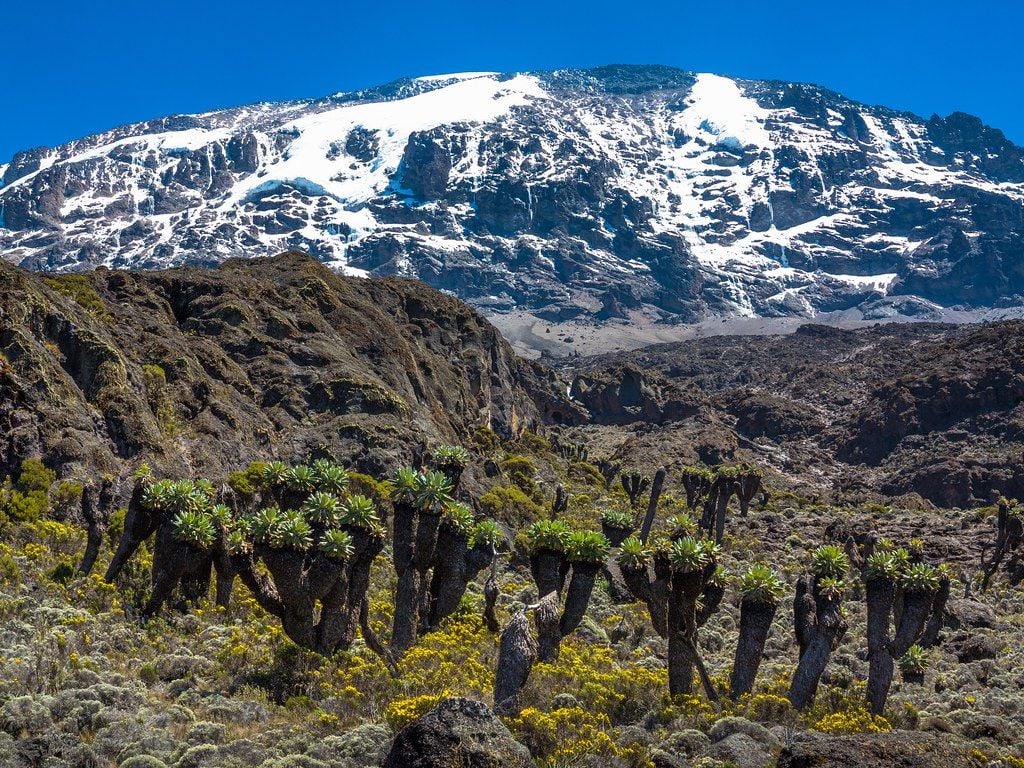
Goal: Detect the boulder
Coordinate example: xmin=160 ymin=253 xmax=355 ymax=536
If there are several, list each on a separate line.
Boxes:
xmin=777 ymin=731 xmax=979 ymax=768
xmin=381 ymin=697 xmax=533 ymax=768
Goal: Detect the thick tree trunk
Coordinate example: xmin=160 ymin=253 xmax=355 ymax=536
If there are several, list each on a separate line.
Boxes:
xmin=668 ymin=633 xmax=694 ymax=696
xmin=730 ymin=599 xmax=776 ymax=699
xmin=104 ymin=483 xmax=155 ymax=582
xmin=920 ymin=575 xmax=951 ymax=648
xmin=534 ymin=591 xmax=562 ymax=662
xmin=425 ymin=526 xmax=471 ymax=628
xmin=559 ymin=562 xmax=600 ymax=637
xmin=639 ymin=467 xmax=666 ymax=543
xmin=530 ymin=549 xmax=566 ymax=598
xmin=390 ymin=568 xmax=421 ymax=655
xmin=483 ymin=570 xmax=500 ymax=632
xmin=789 ymin=577 xmax=848 ymax=711
xmin=494 ymin=612 xmax=538 ymax=716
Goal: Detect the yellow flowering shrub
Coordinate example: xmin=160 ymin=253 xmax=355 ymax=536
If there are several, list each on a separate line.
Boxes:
xmin=394 ymin=613 xmax=495 ymax=697
xmin=509 ymin=706 xmax=618 ymax=766
xmin=811 ymin=708 xmax=891 ymax=734
xmin=524 ymin=640 xmax=666 ymax=721
xmin=385 ymin=693 xmax=447 ymax=729
xmin=746 ymin=692 xmax=795 ymax=723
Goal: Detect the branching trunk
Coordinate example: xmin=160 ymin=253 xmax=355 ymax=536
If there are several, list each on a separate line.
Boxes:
xmin=788 ymin=576 xmax=848 ymax=710
xmin=559 ymin=562 xmax=600 ymax=639
xmin=920 ymin=574 xmax=951 ymax=648
xmin=639 ymin=467 xmax=666 ymax=543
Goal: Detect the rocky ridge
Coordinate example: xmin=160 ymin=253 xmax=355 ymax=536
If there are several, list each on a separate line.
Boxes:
xmin=0 ymin=252 xmax=571 ymax=487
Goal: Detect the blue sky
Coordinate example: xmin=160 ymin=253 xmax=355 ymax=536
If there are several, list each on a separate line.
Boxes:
xmin=3 ymin=0 xmax=1022 ymax=162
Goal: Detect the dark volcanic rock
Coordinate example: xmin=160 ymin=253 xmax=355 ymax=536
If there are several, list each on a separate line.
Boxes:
xmin=777 ymin=731 xmax=979 ymax=768
xmin=381 ymin=697 xmax=533 ymax=768
xmin=0 ymin=253 xmax=573 ymax=489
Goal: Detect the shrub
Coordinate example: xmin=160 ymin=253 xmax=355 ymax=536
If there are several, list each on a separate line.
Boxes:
xmin=501 ymin=455 xmax=538 ymax=493
xmin=811 ymin=708 xmax=891 ymax=734
xmin=384 ymin=693 xmax=445 ymax=730
xmin=478 ymin=485 xmax=545 ymax=525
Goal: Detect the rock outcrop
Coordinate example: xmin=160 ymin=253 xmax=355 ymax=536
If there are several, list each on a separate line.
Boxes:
xmin=0 ymin=252 xmax=574 ymax=486
xmin=381 ymin=697 xmax=533 ymax=768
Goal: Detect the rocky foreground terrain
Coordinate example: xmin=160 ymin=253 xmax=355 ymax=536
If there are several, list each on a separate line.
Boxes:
xmin=0 ymin=255 xmax=1023 ymax=767
xmin=3 ymin=65 xmax=1023 ymax=328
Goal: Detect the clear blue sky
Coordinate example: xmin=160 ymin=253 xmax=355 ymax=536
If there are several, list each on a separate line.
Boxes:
xmin=3 ymin=0 xmax=1022 ymax=162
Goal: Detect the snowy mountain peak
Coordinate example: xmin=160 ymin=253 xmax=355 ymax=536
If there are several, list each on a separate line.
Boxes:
xmin=2 ymin=65 xmax=1023 ymax=325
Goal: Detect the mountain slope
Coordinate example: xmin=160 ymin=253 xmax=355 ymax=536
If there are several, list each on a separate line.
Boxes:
xmin=0 ymin=252 xmax=570 ymax=484
xmin=2 ymin=65 xmax=1023 ymax=323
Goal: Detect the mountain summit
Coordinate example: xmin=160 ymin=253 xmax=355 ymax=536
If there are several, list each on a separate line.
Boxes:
xmin=2 ymin=65 xmax=1022 ymax=325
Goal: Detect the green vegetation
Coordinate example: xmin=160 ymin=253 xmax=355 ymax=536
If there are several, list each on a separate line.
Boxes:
xmin=43 ymin=273 xmax=112 ymax=322
xmin=0 ymin=435 xmax=1020 ymax=767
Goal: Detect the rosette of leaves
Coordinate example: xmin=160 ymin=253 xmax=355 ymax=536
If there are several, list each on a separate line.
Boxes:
xmin=899 ymin=644 xmax=927 ymax=674
xmin=261 ymin=461 xmax=290 ymax=489
xmin=285 ymin=465 xmax=317 ymax=495
xmin=312 ymin=460 xmax=349 ymax=495
xmin=616 ymin=536 xmax=651 ymax=569
xmin=268 ymin=509 xmax=313 ymax=550
xmin=339 ymin=495 xmax=380 ymax=530
xmin=470 ymin=520 xmax=502 ymax=548
xmin=665 ymin=513 xmax=696 ymax=537
xmin=865 ymin=551 xmax=901 ymax=581
xmin=809 ymin=545 xmax=849 ymax=580
xmin=319 ymin=529 xmax=355 ymax=561
xmin=226 ymin=529 xmax=252 ymax=556
xmin=738 ymin=564 xmax=785 ymax=604
xmin=816 ymin=576 xmax=845 ymax=600
xmin=526 ymin=519 xmax=572 ymax=552
xmin=415 ymin=470 xmax=454 ymax=512
xmin=600 ymin=509 xmax=633 ymax=529
xmin=302 ymin=491 xmax=342 ymax=526
xmin=171 ymin=509 xmax=217 ymax=549
xmin=248 ymin=506 xmax=280 ymax=544
xmin=194 ymin=478 xmax=216 ymax=500
xmin=141 ymin=479 xmax=173 ymax=511
xmin=165 ymin=480 xmax=203 ymax=515
xmin=442 ymin=502 xmax=475 ymax=536
xmin=564 ymin=530 xmax=611 ymax=563
xmin=708 ymin=564 xmax=729 ymax=587
xmin=901 ymin=563 xmax=940 ymax=592
xmin=668 ymin=536 xmax=711 ymax=573
xmin=390 ymin=467 xmax=420 ymax=504
xmin=434 ymin=444 xmax=469 ymax=469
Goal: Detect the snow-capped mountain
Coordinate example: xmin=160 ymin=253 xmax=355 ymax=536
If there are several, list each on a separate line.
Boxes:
xmin=2 ymin=65 xmax=1023 ymax=322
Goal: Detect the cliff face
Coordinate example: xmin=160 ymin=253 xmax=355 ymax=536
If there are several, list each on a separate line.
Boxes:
xmin=0 ymin=252 xmax=574 ymax=484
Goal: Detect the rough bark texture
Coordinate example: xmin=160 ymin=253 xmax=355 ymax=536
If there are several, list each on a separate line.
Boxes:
xmin=789 ymin=575 xmax=848 ymax=710
xmin=730 ymin=598 xmax=777 ymax=699
xmin=493 ymin=612 xmax=538 ymax=716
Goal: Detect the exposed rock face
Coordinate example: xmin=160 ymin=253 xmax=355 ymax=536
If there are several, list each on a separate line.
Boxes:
xmin=2 ymin=66 xmax=1022 ymax=325
xmin=381 ymin=697 xmax=533 ymax=768
xmin=0 ymin=252 xmax=573 ymax=485
xmin=776 ymin=731 xmax=978 ymax=768
xmin=566 ymin=321 xmax=1024 ymax=508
